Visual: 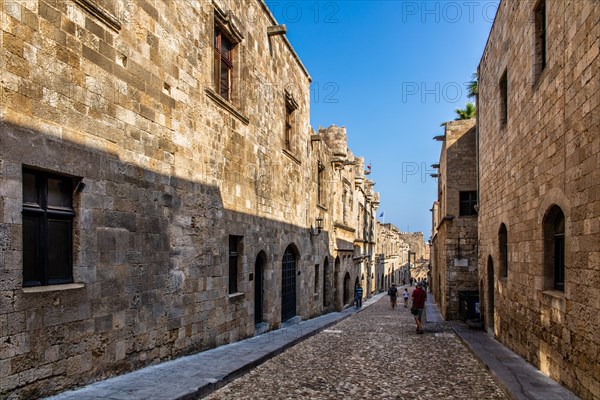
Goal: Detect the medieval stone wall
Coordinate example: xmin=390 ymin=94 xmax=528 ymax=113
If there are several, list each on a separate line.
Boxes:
xmin=478 ymin=1 xmax=599 ymax=398
xmin=0 ymin=1 xmax=380 ymax=398
xmin=431 ymin=119 xmax=478 ymax=320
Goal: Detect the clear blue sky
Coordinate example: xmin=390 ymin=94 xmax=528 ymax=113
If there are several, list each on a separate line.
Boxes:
xmin=269 ymin=0 xmax=498 ymax=236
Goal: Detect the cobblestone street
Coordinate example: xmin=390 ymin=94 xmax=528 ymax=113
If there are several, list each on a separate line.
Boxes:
xmin=206 ymin=292 xmax=507 ymax=399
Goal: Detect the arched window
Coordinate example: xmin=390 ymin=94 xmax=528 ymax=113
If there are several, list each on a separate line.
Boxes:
xmin=498 ymin=224 xmax=508 ymax=278
xmin=543 ymin=206 xmax=565 ymax=291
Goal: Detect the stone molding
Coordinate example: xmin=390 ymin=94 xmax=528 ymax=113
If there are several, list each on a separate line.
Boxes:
xmin=205 ymin=88 xmax=250 ymax=125
xmin=73 ymin=0 xmax=121 ymax=32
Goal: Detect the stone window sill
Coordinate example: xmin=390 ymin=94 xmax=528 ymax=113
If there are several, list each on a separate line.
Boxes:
xmin=229 ymin=292 xmax=245 ymax=300
xmin=542 ymin=289 xmax=566 ymax=300
xmin=533 ymin=66 xmax=549 ymax=90
xmin=282 ymin=148 xmax=301 ymax=165
xmin=205 ymin=88 xmax=249 ymax=125
xmin=22 ymin=283 xmax=85 ymax=294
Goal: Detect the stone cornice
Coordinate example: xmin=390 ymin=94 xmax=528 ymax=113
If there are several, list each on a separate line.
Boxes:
xmin=334 ymin=222 xmax=355 ymax=233
xmin=74 ymin=0 xmax=121 ymax=32
xmin=257 ymin=0 xmax=311 ymax=81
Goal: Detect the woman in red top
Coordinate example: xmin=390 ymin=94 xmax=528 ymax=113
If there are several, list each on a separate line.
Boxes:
xmin=411 ymin=282 xmax=427 ymax=334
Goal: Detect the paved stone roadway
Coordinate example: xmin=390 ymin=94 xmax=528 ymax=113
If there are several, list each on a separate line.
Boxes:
xmin=205 ymin=295 xmax=507 ymax=400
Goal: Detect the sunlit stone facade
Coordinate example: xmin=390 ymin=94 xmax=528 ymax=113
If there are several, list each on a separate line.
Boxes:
xmin=0 ymin=1 xmax=381 ymax=397
xmin=477 ymin=1 xmax=599 ymax=398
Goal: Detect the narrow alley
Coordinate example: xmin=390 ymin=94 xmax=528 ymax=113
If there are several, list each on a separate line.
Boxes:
xmin=205 ymin=290 xmax=507 ymax=400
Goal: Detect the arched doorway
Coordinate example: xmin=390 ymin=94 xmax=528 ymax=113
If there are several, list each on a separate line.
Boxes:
xmin=343 ymin=272 xmax=351 ymax=306
xmin=487 ymin=255 xmax=495 ymax=332
xmin=281 ymin=245 xmax=298 ymax=322
xmin=254 ymin=252 xmax=266 ymax=324
xmin=322 ymin=257 xmax=329 ymax=308
xmin=334 ymin=256 xmax=341 ymax=310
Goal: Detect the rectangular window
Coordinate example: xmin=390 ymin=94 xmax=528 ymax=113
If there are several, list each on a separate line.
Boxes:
xmin=317 ymin=162 xmax=325 ymax=205
xmin=214 ymin=28 xmax=233 ymax=101
xmin=285 ymin=104 xmax=294 ymax=151
xmin=228 ymin=236 xmax=242 ymax=294
xmin=314 ymin=264 xmax=319 ymax=294
xmin=22 ymin=168 xmax=75 ymax=287
xmin=284 ymin=91 xmax=298 ymax=152
xmin=459 ymin=191 xmax=477 ymax=216
xmin=534 ymin=0 xmax=547 ymax=77
xmin=499 ymin=70 xmax=508 ymax=126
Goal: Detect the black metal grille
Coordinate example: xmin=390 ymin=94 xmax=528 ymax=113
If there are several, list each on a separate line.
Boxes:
xmin=281 ymin=247 xmax=297 ymax=322
xmin=255 ymin=255 xmax=264 ymax=323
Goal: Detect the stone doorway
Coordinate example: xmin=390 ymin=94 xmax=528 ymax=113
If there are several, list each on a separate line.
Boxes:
xmin=334 ymin=256 xmax=341 ymax=310
xmin=322 ymin=257 xmax=329 ymax=308
xmin=281 ymin=245 xmax=297 ymax=322
xmin=254 ymin=252 xmax=265 ymax=324
xmin=487 ymin=255 xmax=495 ymax=334
xmin=343 ymin=272 xmax=351 ymax=306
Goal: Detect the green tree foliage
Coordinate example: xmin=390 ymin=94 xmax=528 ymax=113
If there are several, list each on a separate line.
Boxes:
xmin=454 ymin=102 xmax=476 ymax=120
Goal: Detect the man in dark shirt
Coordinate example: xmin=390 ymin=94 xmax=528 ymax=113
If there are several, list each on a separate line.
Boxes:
xmin=355 ymin=285 xmax=363 ymax=308
xmin=388 ymin=283 xmax=398 ymax=309
xmin=411 ymin=282 xmax=427 ymax=334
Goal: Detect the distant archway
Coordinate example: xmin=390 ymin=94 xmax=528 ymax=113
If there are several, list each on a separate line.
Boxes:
xmin=334 ymin=256 xmax=341 ymax=309
xmin=343 ymin=272 xmax=351 ymax=306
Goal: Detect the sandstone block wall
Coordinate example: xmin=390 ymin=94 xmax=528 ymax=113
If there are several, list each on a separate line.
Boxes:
xmin=478 ymin=1 xmax=599 ymax=398
xmin=431 ymin=119 xmax=478 ymax=320
xmin=0 ymin=1 xmax=380 ymax=398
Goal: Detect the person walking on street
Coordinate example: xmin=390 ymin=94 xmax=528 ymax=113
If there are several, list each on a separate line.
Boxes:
xmin=388 ymin=283 xmax=398 ymax=310
xmin=354 ymin=284 xmax=363 ymax=309
xmin=403 ymin=288 xmax=409 ymax=307
xmin=411 ymin=282 xmax=427 ymax=334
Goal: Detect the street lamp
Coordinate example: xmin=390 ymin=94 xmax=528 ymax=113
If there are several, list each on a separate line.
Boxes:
xmin=310 ymin=216 xmax=324 ymax=237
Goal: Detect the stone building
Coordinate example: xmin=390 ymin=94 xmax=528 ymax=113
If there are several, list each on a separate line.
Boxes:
xmin=314 ymin=125 xmax=379 ymax=310
xmin=0 ymin=0 xmax=379 ymax=397
xmin=397 ymin=231 xmax=427 ymax=264
xmin=430 ymin=119 xmax=478 ymax=320
xmin=477 ymin=1 xmax=599 ymax=398
xmin=375 ymin=222 xmax=409 ymax=290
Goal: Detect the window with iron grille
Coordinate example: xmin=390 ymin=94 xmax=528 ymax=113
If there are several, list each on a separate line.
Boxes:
xmin=552 ymin=210 xmax=565 ymax=291
xmin=22 ymin=168 xmax=75 ymax=287
xmin=459 ymin=191 xmax=477 ymax=216
xmin=229 ymin=236 xmax=242 ymax=294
